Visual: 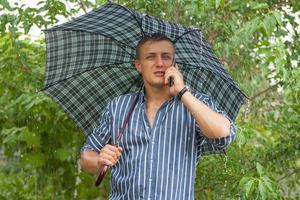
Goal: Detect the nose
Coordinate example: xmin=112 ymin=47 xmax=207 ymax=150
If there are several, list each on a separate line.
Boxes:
xmin=155 ymin=56 xmax=164 ymax=67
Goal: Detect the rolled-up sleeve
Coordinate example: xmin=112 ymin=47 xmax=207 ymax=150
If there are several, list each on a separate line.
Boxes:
xmin=80 ymin=103 xmax=112 ymax=154
xmin=194 ymin=92 xmax=236 ymax=156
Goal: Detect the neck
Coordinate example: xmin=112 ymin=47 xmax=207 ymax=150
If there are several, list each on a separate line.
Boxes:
xmin=144 ymin=84 xmax=172 ymax=103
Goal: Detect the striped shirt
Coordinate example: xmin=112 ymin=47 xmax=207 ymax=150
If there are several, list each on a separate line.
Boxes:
xmin=81 ymin=91 xmax=236 ymax=200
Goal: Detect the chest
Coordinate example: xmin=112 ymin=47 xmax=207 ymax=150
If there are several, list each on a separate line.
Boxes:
xmin=112 ymin=101 xmax=197 ymax=151
xmin=145 ymin=104 xmax=161 ymax=128
xmin=146 ymin=110 xmax=157 ymax=128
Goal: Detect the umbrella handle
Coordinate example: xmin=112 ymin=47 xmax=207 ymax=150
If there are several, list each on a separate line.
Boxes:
xmin=95 ymin=165 xmax=109 ymax=186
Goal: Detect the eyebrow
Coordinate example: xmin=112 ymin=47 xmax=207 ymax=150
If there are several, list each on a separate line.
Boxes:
xmin=145 ymin=52 xmax=173 ymax=56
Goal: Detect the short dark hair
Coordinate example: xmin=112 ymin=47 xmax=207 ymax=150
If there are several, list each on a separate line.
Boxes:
xmin=135 ymin=33 xmax=175 ymax=59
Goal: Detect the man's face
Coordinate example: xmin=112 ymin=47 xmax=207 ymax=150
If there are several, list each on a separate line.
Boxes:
xmin=134 ymin=40 xmax=175 ymax=88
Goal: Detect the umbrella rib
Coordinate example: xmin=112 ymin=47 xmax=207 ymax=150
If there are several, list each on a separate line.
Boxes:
xmin=177 ymin=65 xmax=247 ymax=98
xmin=108 ymin=2 xmax=146 ymax=37
xmin=45 ymin=28 xmax=136 ymax=58
xmin=173 ymin=29 xmax=204 ymax=63
xmin=173 ymin=30 xmax=247 ymax=98
xmin=42 ymin=62 xmax=135 ymax=91
xmin=173 ymin=29 xmax=202 ymax=44
xmin=105 ymin=36 xmax=136 ymax=57
xmin=88 ymin=30 xmax=137 ymax=57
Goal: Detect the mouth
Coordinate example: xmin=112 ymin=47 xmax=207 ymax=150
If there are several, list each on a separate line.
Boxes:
xmin=154 ymin=71 xmax=165 ymax=77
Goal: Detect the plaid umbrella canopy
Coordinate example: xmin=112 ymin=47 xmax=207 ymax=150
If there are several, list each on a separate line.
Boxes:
xmin=43 ymin=2 xmax=247 ymax=136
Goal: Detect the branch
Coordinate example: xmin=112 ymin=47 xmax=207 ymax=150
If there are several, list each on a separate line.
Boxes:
xmin=79 ymin=0 xmax=87 ymax=14
xmin=8 ymin=31 xmax=31 ymax=73
xmin=249 ymin=82 xmax=281 ymax=101
xmin=277 ymin=168 xmax=300 ymax=182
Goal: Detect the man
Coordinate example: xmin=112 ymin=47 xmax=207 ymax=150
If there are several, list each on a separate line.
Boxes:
xmin=80 ymin=33 xmax=236 ymax=199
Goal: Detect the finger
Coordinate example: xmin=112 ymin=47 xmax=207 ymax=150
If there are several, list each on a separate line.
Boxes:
xmin=164 ymin=72 xmax=173 ymax=85
xmin=164 ymin=68 xmax=173 ymax=80
xmin=99 ymin=155 xmax=118 ymax=167
xmin=164 ymin=70 xmax=176 ymax=84
xmin=102 ymin=153 xmax=118 ymax=164
xmin=117 ymin=147 xmax=123 ymax=156
xmin=99 ymin=157 xmax=114 ymax=166
xmin=116 ymin=151 xmax=122 ymax=158
xmin=105 ymin=145 xmax=121 ymax=154
xmin=168 ymin=67 xmax=183 ymax=79
xmin=118 ymin=146 xmax=123 ymax=152
xmin=105 ymin=154 xmax=120 ymax=166
xmin=104 ymin=146 xmax=122 ymax=159
xmin=171 ymin=65 xmax=180 ymax=73
xmin=167 ymin=66 xmax=180 ymax=75
xmin=101 ymin=148 xmax=119 ymax=160
xmin=104 ymin=144 xmax=118 ymax=151
xmin=101 ymin=148 xmax=116 ymax=157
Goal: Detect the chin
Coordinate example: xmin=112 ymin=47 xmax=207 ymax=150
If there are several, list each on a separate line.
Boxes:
xmin=144 ymin=78 xmax=166 ymax=88
xmin=149 ymin=82 xmax=166 ymax=88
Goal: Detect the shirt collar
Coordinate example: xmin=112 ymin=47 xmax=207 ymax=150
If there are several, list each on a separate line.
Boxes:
xmin=138 ymin=86 xmax=146 ymax=104
xmin=138 ymin=86 xmax=176 ymax=105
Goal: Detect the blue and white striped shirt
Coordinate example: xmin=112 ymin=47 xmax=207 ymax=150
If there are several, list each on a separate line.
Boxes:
xmin=82 ymin=91 xmax=236 ymax=200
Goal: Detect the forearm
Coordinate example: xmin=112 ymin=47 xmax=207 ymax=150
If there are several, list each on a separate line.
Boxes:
xmin=80 ymin=150 xmax=101 ymax=175
xmin=180 ymin=91 xmax=231 ymax=138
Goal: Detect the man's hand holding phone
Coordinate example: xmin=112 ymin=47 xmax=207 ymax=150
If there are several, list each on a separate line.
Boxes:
xmin=165 ymin=63 xmax=185 ymax=97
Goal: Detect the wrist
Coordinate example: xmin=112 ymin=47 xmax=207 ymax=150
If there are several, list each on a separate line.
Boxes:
xmin=177 ymin=86 xmax=190 ymax=100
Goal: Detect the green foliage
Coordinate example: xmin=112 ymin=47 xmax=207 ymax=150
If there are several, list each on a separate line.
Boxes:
xmin=0 ymin=33 xmax=99 ymax=199
xmin=238 ymin=163 xmax=279 ymax=199
xmin=0 ymin=0 xmax=299 ymax=199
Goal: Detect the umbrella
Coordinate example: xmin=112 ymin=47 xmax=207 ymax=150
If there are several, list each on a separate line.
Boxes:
xmin=43 ymin=1 xmax=247 ymax=137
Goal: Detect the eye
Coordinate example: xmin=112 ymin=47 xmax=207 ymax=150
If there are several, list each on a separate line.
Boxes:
xmin=146 ymin=55 xmax=155 ymax=59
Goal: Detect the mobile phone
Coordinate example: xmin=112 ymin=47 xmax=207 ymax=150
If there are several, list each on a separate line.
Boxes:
xmin=168 ymin=58 xmax=176 ymax=87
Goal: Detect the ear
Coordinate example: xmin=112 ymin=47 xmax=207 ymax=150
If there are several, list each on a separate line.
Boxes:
xmin=134 ymin=59 xmax=142 ymax=74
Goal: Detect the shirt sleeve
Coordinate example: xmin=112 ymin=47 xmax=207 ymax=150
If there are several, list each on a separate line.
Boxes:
xmin=80 ymin=102 xmax=113 ymax=154
xmin=194 ymin=92 xmax=237 ymax=156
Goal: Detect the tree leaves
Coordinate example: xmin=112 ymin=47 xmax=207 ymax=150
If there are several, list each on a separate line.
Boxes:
xmin=0 ymin=0 xmax=299 ymax=199
xmin=215 ymin=0 xmax=225 ymax=10
xmin=54 ymin=148 xmax=74 ymax=162
xmin=261 ymin=13 xmax=278 ymax=36
xmin=238 ymin=163 xmax=279 ymax=199
xmin=0 ymin=0 xmax=11 ymax=10
xmin=251 ymin=3 xmax=269 ymax=10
